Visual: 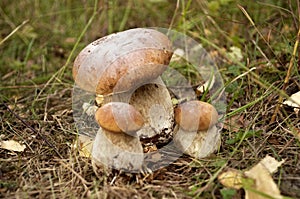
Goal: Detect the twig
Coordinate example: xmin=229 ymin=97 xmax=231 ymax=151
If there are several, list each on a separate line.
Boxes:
xmin=60 ymin=160 xmax=91 ymax=187
xmin=0 ymin=19 xmax=29 ymax=46
xmin=3 ymin=102 xmax=63 ymax=158
xmin=238 ymin=5 xmax=283 ymax=67
xmin=167 ymin=0 xmax=179 ymax=34
xmin=270 ymin=27 xmax=300 ymax=123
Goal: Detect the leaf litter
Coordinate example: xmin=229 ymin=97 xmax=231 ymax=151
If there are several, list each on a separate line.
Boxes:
xmin=218 ymin=155 xmax=286 ymax=199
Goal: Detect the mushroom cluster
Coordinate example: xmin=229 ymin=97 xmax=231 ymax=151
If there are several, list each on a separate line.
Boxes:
xmin=73 ymin=28 xmax=220 ymax=172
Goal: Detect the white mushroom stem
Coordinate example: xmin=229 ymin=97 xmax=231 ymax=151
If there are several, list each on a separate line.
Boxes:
xmin=173 ymin=125 xmax=221 ymax=159
xmin=92 ymin=128 xmax=143 ymax=172
xmin=130 ymin=82 xmax=174 ymax=139
xmin=92 ymin=80 xmax=174 ymax=171
xmin=104 ymin=77 xmax=174 ymax=140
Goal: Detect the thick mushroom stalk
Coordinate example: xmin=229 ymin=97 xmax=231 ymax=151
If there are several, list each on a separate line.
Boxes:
xmin=93 ymin=102 xmax=144 ymax=171
xmin=110 ymin=77 xmax=174 ymax=139
xmin=92 ymin=130 xmax=144 ymax=171
xmin=173 ymin=100 xmax=221 ymax=158
xmin=73 ymin=28 xmax=175 ymax=171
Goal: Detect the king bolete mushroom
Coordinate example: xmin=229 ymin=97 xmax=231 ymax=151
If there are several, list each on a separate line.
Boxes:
xmin=73 ymin=28 xmax=174 ymax=171
xmin=174 ymin=100 xmax=218 ymax=132
xmin=173 ymin=100 xmax=221 ymax=158
xmin=93 ymin=102 xmax=144 ymax=171
xmin=73 ymin=28 xmax=223 ymax=172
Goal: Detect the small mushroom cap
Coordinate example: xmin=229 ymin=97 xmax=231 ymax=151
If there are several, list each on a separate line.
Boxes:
xmin=95 ymin=102 xmax=144 ymax=133
xmin=174 ymin=100 xmax=218 ymax=131
xmin=73 ymin=28 xmax=173 ymax=94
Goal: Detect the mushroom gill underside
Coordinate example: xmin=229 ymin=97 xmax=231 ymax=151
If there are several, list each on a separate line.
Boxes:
xmin=101 ymin=77 xmax=175 ymax=144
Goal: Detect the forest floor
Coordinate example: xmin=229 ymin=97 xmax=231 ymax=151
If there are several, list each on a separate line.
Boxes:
xmin=1 ymin=0 xmax=300 ymax=198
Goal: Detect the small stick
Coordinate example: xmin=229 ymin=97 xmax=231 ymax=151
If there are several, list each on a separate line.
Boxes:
xmin=3 ymin=103 xmax=63 ymax=158
xmin=0 ymin=20 xmax=29 ymax=46
xmin=270 ymin=27 xmax=300 ymax=123
xmin=60 ymin=161 xmax=91 ymax=187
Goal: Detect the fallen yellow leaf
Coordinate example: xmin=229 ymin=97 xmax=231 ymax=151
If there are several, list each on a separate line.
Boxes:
xmin=244 ymin=155 xmax=284 ymax=199
xmin=0 ymin=140 xmax=26 ymax=152
xmin=218 ymin=169 xmax=243 ymax=189
xmin=75 ymin=135 xmax=93 ymax=158
xmin=218 ymin=155 xmax=286 ymax=199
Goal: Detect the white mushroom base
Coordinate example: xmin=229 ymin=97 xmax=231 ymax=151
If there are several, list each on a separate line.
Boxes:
xmin=92 ymin=128 xmax=143 ymax=172
xmin=173 ymin=125 xmax=221 ymax=159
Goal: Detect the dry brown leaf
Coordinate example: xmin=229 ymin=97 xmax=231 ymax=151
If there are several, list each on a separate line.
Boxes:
xmin=244 ymin=155 xmax=285 ymax=199
xmin=223 ymin=114 xmax=244 ymax=132
xmin=0 ymin=140 xmax=26 ymax=152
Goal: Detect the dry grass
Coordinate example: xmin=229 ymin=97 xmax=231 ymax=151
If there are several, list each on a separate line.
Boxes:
xmin=1 ymin=0 xmax=300 ymax=198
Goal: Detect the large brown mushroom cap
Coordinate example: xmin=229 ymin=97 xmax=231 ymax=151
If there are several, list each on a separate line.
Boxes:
xmin=73 ymin=28 xmax=173 ymax=94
